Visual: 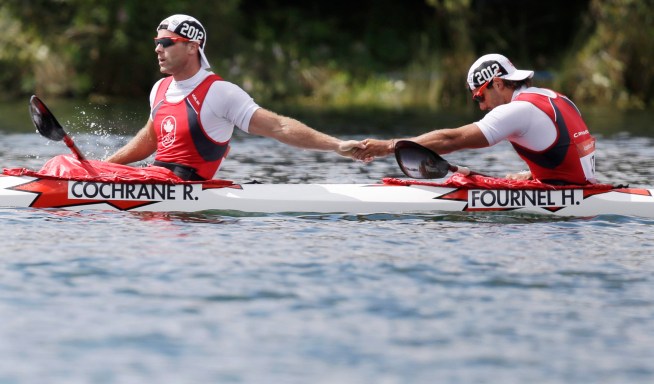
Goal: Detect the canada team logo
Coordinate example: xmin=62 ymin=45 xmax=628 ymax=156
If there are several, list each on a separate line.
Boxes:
xmin=161 ymin=116 xmax=176 ymax=147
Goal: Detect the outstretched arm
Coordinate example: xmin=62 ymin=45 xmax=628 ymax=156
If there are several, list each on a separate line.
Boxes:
xmin=414 ymin=123 xmax=489 ymax=154
xmin=354 ymin=123 xmax=490 ymax=161
xmin=247 ymin=108 xmax=364 ymax=159
xmin=105 ymin=119 xmax=158 ymax=164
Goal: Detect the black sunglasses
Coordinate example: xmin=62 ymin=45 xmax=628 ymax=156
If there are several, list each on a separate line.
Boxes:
xmin=154 ymin=36 xmax=191 ymax=48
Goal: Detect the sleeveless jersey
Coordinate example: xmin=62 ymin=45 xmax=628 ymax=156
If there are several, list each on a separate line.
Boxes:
xmin=512 ymin=90 xmax=596 ymax=184
xmin=152 ymin=74 xmax=229 ymax=180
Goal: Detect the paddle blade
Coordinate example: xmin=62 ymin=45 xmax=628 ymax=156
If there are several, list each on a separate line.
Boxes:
xmin=29 ymin=95 xmax=66 ymax=141
xmin=394 ymin=140 xmax=450 ymax=179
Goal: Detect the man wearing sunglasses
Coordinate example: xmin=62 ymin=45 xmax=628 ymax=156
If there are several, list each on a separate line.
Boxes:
xmin=355 ymin=53 xmax=597 ymax=185
xmin=105 ymin=14 xmax=363 ymax=181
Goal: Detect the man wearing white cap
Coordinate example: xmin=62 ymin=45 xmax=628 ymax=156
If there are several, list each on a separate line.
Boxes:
xmin=356 ymin=53 xmax=597 ymax=185
xmin=106 ymin=14 xmax=363 ymax=180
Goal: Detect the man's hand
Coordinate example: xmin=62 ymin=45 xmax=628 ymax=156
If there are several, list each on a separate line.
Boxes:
xmin=336 ymin=140 xmax=367 ymax=159
xmin=505 ymin=170 xmax=532 ymax=181
xmin=350 ymin=139 xmax=395 ymax=162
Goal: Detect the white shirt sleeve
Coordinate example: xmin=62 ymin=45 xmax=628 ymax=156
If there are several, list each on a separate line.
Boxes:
xmin=200 ymin=81 xmax=261 ymax=142
xmin=475 ymin=100 xmax=557 ymax=152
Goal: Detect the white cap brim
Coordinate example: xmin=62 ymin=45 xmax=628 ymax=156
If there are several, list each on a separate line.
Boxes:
xmin=500 ymin=69 xmax=534 ymax=82
xmin=199 ymin=47 xmax=210 ymax=69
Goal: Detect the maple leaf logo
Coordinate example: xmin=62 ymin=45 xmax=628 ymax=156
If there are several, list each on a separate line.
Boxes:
xmin=161 ymin=116 xmax=176 ymax=147
xmin=163 ymin=119 xmax=174 ymax=133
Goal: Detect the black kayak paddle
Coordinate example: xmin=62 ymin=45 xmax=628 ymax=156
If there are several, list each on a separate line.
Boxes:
xmin=29 ymin=95 xmax=87 ymax=162
xmin=393 ymin=140 xmax=474 ymax=179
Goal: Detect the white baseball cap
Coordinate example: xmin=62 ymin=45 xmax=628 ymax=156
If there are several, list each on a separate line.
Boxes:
xmin=157 ymin=14 xmax=210 ymax=70
xmin=467 ymin=53 xmax=533 ymax=90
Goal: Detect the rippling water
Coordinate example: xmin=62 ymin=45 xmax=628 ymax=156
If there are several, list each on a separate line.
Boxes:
xmin=1 ymin=102 xmax=654 ymax=383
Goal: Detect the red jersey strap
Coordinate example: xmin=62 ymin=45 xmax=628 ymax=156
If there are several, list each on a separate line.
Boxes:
xmin=153 ymin=76 xmax=174 ymax=112
xmin=186 ymin=74 xmax=222 ymax=112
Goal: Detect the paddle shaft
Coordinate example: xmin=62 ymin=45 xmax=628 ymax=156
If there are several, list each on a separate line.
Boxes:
xmin=63 ymin=135 xmax=87 ymax=162
xmin=448 ymin=163 xmax=471 ymax=176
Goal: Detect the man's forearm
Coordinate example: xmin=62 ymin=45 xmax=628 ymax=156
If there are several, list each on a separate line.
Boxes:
xmin=105 ymin=123 xmax=157 ymax=164
xmin=273 ymin=116 xmax=341 ymax=151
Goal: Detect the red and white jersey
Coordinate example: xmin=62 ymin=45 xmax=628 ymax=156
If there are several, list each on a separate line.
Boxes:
xmin=149 ymin=70 xmax=260 ymax=179
xmin=476 ymin=87 xmax=596 ymax=184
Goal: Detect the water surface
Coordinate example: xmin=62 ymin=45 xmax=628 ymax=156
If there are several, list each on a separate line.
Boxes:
xmin=0 ymin=101 xmax=653 ymax=383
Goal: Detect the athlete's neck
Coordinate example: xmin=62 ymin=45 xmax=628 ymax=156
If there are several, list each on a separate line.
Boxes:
xmin=172 ymin=69 xmax=209 ymax=87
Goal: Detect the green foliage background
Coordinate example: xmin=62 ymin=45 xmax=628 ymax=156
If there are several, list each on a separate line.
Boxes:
xmin=1 ymin=0 xmax=652 ymax=110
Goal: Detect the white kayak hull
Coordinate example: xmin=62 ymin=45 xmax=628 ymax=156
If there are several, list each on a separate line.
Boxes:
xmin=1 ymin=174 xmax=654 ymax=218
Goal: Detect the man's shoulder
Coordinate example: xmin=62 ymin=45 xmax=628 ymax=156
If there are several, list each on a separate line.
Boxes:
xmin=498 ymin=99 xmax=536 ymax=113
xmin=516 ymin=87 xmax=558 ymax=99
xmin=486 ymin=98 xmax=543 ymax=123
xmin=151 ymin=76 xmax=167 ymax=89
xmin=207 ymin=79 xmax=251 ymax=98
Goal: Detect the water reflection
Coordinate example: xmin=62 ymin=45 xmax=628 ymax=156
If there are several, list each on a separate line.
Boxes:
xmin=131 ymin=211 xmax=238 ymax=224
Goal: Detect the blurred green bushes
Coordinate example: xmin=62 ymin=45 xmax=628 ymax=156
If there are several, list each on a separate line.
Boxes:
xmin=0 ymin=0 xmax=652 ymax=109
